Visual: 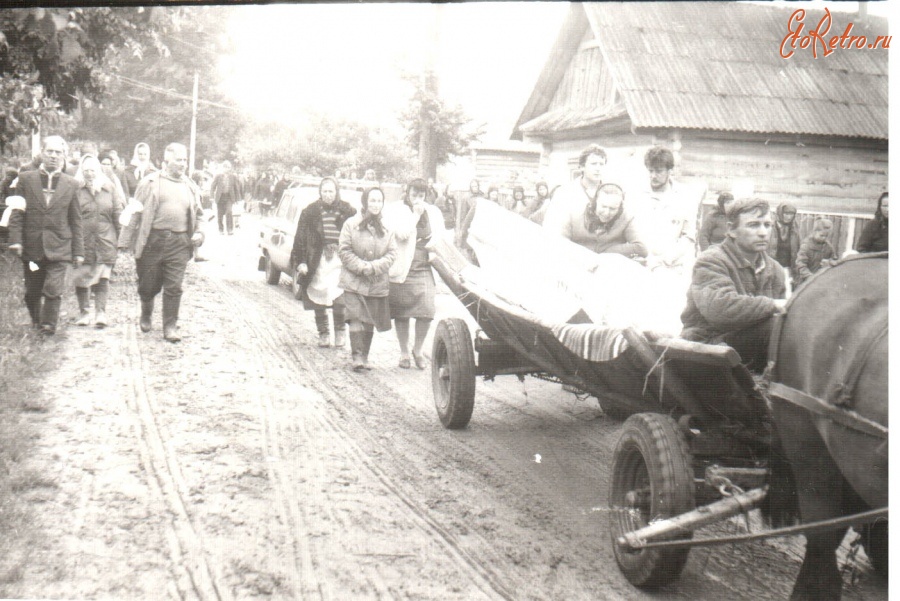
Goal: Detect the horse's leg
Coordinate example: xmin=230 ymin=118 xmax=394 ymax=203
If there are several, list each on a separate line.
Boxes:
xmin=791 ymin=528 xmax=847 ymax=601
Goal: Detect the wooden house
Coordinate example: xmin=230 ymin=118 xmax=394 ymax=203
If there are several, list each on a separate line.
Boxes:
xmin=512 ymin=3 xmax=888 ymax=254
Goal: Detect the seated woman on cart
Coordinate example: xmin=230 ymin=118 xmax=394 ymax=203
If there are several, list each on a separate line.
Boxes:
xmin=680 ymin=198 xmax=787 ymax=373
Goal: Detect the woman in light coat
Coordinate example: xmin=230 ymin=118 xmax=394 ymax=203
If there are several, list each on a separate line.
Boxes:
xmin=385 ymin=178 xmax=446 ymax=369
xmin=338 ymin=187 xmax=398 ymax=371
xmin=73 ymin=155 xmax=125 ymax=327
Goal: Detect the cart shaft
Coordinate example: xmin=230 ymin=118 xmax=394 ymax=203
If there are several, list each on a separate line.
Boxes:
xmin=617 ymin=487 xmax=767 ymax=550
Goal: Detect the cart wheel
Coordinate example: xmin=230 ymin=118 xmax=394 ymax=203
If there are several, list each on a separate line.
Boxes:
xmin=858 ymin=521 xmax=888 ymax=579
xmin=291 ymin=267 xmax=304 ymax=300
xmin=609 ymin=413 xmax=695 ymax=588
xmin=264 ymin=256 xmax=281 ymax=285
xmin=431 ymin=318 xmax=476 ymax=429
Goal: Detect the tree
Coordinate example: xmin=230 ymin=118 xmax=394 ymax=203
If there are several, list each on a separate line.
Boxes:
xmin=0 ymin=7 xmax=174 ymax=155
xmin=399 ymin=69 xmax=484 ymax=181
xmin=72 ymin=7 xmax=244 ymax=168
xmin=237 ymin=113 xmax=415 ymax=182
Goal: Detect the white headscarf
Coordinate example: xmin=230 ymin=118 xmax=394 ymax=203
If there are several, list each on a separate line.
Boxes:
xmin=76 ymin=155 xmax=111 ymax=194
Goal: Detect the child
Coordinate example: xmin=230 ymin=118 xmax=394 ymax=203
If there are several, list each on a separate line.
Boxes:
xmin=795 ymin=218 xmax=836 ymax=283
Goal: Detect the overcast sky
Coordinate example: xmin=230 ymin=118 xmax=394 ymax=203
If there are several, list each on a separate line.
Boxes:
xmin=221 ymin=2 xmax=890 ymax=143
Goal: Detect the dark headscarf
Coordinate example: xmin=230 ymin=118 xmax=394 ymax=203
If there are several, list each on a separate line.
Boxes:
xmin=535 ymin=181 xmax=549 ymax=200
xmin=359 ymin=187 xmax=386 ymax=237
xmin=715 ymin=192 xmax=734 ymax=215
xmin=874 ymin=192 xmax=888 ymax=224
xmin=584 ymin=183 xmax=625 ymax=233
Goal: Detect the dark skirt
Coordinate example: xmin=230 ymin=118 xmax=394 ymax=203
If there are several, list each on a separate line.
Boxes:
xmin=341 ymin=291 xmax=392 ymax=332
xmin=389 ymin=248 xmax=436 ymax=319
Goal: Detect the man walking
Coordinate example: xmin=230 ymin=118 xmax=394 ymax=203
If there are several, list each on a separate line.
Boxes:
xmin=120 ymin=143 xmax=204 ymax=342
xmin=210 ymin=160 xmax=242 ymax=235
xmin=7 ymin=135 xmax=85 ymax=334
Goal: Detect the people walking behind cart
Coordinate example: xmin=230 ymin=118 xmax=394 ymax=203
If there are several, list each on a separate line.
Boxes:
xmin=6 ymin=135 xmax=85 ymax=334
xmin=255 ymin=168 xmax=276 ymax=216
xmin=338 ymin=187 xmax=397 ymax=371
xmin=681 ymin=198 xmax=786 ymax=373
xmin=765 ymin=202 xmax=800 ymax=283
xmin=433 ymin=183 xmax=457 ymax=230
xmin=454 ymin=179 xmax=485 ymax=259
xmin=72 ymin=155 xmax=124 ymax=328
xmin=856 ymin=192 xmax=888 ymax=253
xmin=697 ymin=192 xmax=734 ymax=251
xmin=119 ymin=143 xmax=205 ymax=342
xmin=385 ymin=178 xmax=446 ymax=370
xmin=210 ymin=160 xmax=242 ymax=235
xmin=543 ymin=144 xmax=607 ymax=235
xmin=523 ymin=180 xmax=551 ymax=224
xmin=291 ymin=177 xmax=356 ymax=348
xmin=795 ymin=218 xmax=837 ymax=284
xmin=124 ymin=142 xmax=157 ymax=200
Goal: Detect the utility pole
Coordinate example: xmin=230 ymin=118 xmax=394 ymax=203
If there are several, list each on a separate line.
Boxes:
xmin=189 ymin=69 xmax=199 ymax=175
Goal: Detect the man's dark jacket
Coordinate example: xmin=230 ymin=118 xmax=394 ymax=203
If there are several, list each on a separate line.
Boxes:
xmin=8 ymin=170 xmax=84 ymax=262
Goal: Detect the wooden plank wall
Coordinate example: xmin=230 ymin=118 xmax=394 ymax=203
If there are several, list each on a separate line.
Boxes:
xmin=548 ymin=30 xmax=616 ymax=111
xmin=473 ymin=150 xmax=542 ymax=189
xmin=679 ymin=134 xmax=887 ymax=216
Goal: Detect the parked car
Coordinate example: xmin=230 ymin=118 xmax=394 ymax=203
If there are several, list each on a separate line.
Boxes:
xmin=258 ymin=180 xmax=363 ymax=298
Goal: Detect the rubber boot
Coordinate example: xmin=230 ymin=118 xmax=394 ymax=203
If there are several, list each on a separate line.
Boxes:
xmin=349 ymin=331 xmax=365 ymax=371
xmin=333 ymin=328 xmax=346 ymax=348
xmin=361 ymin=328 xmax=374 ymax=370
xmin=162 ymin=295 xmax=181 ymax=342
xmin=26 ymin=297 xmax=41 ymax=327
xmin=140 ymin=299 xmax=154 ymax=333
xmin=93 ymin=280 xmax=109 ymax=328
xmin=74 ymin=287 xmax=92 ymax=326
xmin=40 ymin=296 xmax=61 ymax=335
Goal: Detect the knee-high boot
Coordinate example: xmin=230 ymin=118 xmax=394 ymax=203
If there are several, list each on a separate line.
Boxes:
xmin=93 ymin=280 xmax=109 ymax=328
xmin=361 ymin=328 xmax=374 ymax=370
xmin=162 ymin=295 xmax=181 ymax=342
xmin=349 ymin=330 xmax=365 ymax=371
xmin=74 ymin=287 xmax=92 ymax=326
xmin=40 ymin=296 xmax=61 ymax=335
xmin=140 ymin=299 xmax=154 ymax=333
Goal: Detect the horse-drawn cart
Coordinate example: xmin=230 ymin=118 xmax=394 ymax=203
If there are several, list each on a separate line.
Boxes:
xmin=430 ymin=201 xmax=888 ymax=598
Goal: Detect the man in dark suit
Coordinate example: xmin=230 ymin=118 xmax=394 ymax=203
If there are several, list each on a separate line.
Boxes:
xmin=7 ymin=135 xmax=85 ymax=334
xmin=210 ymin=160 xmax=242 ymax=235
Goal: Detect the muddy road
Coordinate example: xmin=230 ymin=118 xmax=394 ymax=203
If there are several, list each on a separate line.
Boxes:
xmin=1 ymin=216 xmax=886 ymax=600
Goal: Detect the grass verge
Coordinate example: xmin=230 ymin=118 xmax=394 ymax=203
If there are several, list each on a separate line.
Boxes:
xmin=0 ymin=252 xmax=49 ymax=586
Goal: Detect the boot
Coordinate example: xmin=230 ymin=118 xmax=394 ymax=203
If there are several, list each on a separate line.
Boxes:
xmin=349 ymin=331 xmax=365 ymax=371
xmin=40 ymin=296 xmax=61 ymax=335
xmin=140 ymin=299 xmax=154 ymax=333
xmin=318 ymin=332 xmax=331 ymax=348
xmin=74 ymin=287 xmax=92 ymax=326
xmin=361 ymin=329 xmax=374 ymax=370
xmin=162 ymin=295 xmax=181 ymax=342
xmin=26 ymin=297 xmax=41 ymax=327
xmin=93 ymin=281 xmax=109 ymax=328
xmin=333 ymin=328 xmax=346 ymax=348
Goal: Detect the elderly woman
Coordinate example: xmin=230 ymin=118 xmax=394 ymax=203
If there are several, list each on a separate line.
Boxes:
xmin=292 ymin=177 xmax=357 ymax=347
xmin=509 ymin=186 xmax=528 ymax=216
xmin=545 ymin=182 xmax=648 ymax=259
xmin=385 ymin=178 xmax=446 ymax=369
xmin=73 ymin=155 xmax=125 ymax=327
xmin=338 ymin=187 xmax=398 ymax=371
xmin=123 ymin=142 xmax=157 ymax=199
xmin=523 ymin=181 xmax=550 ymax=224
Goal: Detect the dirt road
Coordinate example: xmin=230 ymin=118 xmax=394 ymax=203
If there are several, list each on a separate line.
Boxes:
xmin=1 ymin=216 xmax=886 ymax=600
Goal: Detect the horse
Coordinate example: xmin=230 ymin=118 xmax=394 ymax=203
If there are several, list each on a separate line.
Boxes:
xmin=764 ymin=252 xmax=888 ymax=600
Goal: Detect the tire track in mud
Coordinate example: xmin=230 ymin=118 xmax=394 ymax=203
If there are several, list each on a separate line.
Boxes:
xmin=214 ymin=277 xmax=516 ymax=601
xmin=120 ymin=313 xmax=231 ymax=601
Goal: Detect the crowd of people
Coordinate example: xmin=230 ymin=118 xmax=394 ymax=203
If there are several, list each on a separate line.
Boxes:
xmin=0 ymin=135 xmax=889 ymax=378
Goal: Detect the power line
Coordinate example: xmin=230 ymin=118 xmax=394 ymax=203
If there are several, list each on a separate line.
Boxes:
xmin=109 ymin=72 xmax=242 ymax=113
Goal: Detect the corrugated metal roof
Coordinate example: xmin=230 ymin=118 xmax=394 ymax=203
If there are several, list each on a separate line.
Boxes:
xmin=517 ymin=2 xmax=888 ymax=140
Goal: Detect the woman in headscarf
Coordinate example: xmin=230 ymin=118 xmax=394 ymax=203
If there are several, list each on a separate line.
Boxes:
xmin=123 ymin=142 xmax=157 ymax=199
xmin=697 ymin=192 xmax=734 ymax=251
xmin=509 ymin=186 xmax=528 ymax=216
xmin=385 ymin=178 xmax=446 ymax=369
xmin=292 ymin=177 xmax=357 ymax=347
xmin=72 ymin=155 xmax=125 ymax=327
xmin=523 ymin=181 xmax=550 ymax=224
xmin=766 ymin=202 xmax=800 ymax=280
xmin=339 ymin=187 xmax=397 ymax=371
xmin=856 ymin=192 xmax=888 ymax=253
xmin=546 ymin=182 xmax=648 ymax=259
